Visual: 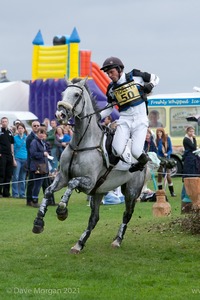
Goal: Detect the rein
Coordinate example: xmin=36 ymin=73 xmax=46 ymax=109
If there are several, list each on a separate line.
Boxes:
xmin=81 ymin=103 xmax=115 ymax=120
xmin=68 ymin=115 xmax=100 ymax=170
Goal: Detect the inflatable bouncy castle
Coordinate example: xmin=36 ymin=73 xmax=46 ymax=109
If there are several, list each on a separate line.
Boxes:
xmin=30 ymin=27 xmax=119 ymax=122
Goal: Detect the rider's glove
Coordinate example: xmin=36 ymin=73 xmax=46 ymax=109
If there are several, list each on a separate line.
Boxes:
xmin=143 ymin=83 xmax=154 ymax=94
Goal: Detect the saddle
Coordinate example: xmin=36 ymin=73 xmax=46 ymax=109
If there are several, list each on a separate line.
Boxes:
xmin=100 ymin=126 xmax=119 ymax=167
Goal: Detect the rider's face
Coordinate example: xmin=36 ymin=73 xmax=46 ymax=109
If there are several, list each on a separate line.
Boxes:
xmin=106 ymin=68 xmax=120 ymax=83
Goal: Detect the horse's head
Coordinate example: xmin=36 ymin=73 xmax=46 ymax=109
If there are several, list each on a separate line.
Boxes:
xmin=55 ymin=78 xmax=88 ymax=124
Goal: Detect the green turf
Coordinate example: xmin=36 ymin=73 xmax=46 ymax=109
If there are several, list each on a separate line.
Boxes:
xmin=0 ymin=177 xmax=200 ymax=300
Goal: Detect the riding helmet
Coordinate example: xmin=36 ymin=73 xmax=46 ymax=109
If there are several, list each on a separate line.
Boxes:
xmin=100 ymin=57 xmax=124 ymax=72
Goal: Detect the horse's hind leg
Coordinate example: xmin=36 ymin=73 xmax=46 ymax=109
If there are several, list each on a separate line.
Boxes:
xmin=112 ymin=182 xmax=140 ymax=248
xmin=70 ymin=194 xmax=103 ymax=254
xmin=32 ymin=172 xmax=66 ymax=234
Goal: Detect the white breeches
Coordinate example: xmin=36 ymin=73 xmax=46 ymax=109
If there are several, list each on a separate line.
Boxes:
xmin=112 ymin=102 xmax=149 ymax=159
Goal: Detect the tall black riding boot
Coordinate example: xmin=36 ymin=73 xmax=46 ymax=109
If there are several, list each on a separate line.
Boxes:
xmin=129 ymin=153 xmax=150 ymax=173
xmin=157 ymin=184 xmax=163 ymax=190
xmin=168 ymin=185 xmax=176 ymax=197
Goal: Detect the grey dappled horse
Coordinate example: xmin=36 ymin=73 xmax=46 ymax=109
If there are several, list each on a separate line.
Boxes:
xmin=32 ymin=78 xmax=146 ymax=254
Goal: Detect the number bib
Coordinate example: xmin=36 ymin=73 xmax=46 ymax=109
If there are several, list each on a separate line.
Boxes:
xmin=113 ymin=81 xmax=141 ymax=106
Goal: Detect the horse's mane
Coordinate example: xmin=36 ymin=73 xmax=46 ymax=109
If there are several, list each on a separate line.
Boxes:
xmin=71 ymin=78 xmax=101 ymax=118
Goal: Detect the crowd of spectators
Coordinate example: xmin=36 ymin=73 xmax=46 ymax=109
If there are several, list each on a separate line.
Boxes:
xmin=1 ymin=114 xmax=199 ymax=210
xmin=0 ymin=116 xmax=73 ymax=208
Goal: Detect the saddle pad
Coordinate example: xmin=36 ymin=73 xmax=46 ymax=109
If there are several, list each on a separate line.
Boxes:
xmin=102 ymin=134 xmax=110 ymax=169
xmin=102 ymin=136 xmax=139 ymax=171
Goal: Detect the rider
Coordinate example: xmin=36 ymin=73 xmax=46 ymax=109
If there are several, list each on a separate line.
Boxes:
xmin=100 ymin=57 xmax=159 ymax=172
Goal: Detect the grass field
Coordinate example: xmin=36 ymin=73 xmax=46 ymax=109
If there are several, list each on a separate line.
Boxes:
xmin=1 ymin=177 xmax=200 ymax=300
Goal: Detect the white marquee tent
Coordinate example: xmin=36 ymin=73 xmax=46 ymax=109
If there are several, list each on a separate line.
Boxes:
xmin=0 ymin=81 xmax=29 ymax=111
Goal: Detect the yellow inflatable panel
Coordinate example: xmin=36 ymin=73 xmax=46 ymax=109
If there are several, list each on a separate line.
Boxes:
xmin=32 ymin=45 xmax=68 ymax=79
xmin=69 ymin=43 xmax=79 ymax=79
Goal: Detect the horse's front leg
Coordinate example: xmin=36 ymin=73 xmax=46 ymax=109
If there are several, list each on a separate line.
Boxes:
xmin=56 ymin=176 xmax=94 ymax=221
xmin=32 ymin=172 xmax=66 ymax=234
xmin=70 ymin=194 xmax=103 ymax=254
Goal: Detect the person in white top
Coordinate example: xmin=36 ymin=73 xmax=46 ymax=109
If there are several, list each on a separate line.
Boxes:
xmin=100 ymin=56 xmax=159 ymax=172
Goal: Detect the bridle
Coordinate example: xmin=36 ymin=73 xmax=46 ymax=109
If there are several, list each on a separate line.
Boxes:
xmin=67 ymin=84 xmax=86 ymax=118
xmin=60 ymin=84 xmax=102 ymax=176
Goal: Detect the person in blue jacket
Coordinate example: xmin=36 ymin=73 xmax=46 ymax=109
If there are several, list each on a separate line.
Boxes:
xmin=30 ymin=127 xmax=51 ymax=206
xmin=144 ymin=128 xmax=157 ymax=154
xmin=12 ymin=123 xmax=27 ymax=198
xmin=156 ymin=127 xmax=176 ymax=197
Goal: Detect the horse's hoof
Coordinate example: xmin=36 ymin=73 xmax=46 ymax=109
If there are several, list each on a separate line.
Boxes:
xmin=111 ymin=240 xmax=121 ymax=248
xmin=70 ymin=242 xmax=83 ymax=254
xmin=70 ymin=247 xmax=81 ymax=254
xmin=32 ymin=218 xmax=44 ymax=234
xmin=56 ymin=203 xmax=68 ymax=221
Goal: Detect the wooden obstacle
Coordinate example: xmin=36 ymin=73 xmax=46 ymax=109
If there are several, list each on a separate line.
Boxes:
xmin=152 ymin=189 xmax=171 ymax=217
xmin=184 ymin=177 xmax=200 ymax=209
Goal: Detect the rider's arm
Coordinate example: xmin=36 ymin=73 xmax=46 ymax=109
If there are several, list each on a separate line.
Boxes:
xmin=132 ymin=69 xmax=159 ymax=94
xmin=143 ymin=74 xmax=159 ymax=94
xmin=150 ymin=74 xmax=159 ymax=87
xmin=100 ymin=104 xmax=113 ymax=120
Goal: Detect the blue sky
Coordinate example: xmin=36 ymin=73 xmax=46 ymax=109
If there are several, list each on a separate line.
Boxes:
xmin=1 ymin=0 xmax=200 ymax=94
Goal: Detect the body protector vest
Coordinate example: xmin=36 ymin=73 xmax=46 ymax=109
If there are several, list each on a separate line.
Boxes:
xmin=106 ymin=70 xmax=149 ymax=113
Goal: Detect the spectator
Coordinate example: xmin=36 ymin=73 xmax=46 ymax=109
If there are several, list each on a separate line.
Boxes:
xmin=149 ymin=110 xmax=163 ymax=128
xmin=12 ymin=123 xmax=28 ymax=198
xmin=144 ymin=128 xmax=157 ymax=154
xmin=10 ymin=125 xmax=17 ymax=136
xmin=42 ymin=118 xmax=52 ymax=132
xmin=55 ymin=126 xmax=71 ymax=160
xmin=63 ymin=124 xmax=73 ymax=138
xmin=29 ymin=127 xmax=51 ymax=206
xmin=12 ymin=119 xmax=21 ymax=135
xmin=139 ymin=128 xmax=158 ymax=201
xmin=13 ymin=119 xmax=28 ymax=135
xmin=0 ymin=117 xmax=16 ymax=198
xmin=181 ymin=126 xmax=200 ymax=212
xmin=156 ymin=127 xmax=176 ymax=197
xmin=26 ymin=120 xmax=41 ymax=207
xmin=13 ymin=119 xmax=21 ymax=126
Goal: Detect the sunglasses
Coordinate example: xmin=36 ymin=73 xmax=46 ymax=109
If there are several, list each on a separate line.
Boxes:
xmin=33 ymin=125 xmax=40 ymax=127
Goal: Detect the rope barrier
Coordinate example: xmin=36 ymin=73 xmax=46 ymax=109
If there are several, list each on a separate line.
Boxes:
xmin=0 ymin=170 xmax=199 ymax=187
xmin=156 ymin=170 xmax=200 ymax=177
xmin=0 ymin=174 xmax=56 ymax=186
